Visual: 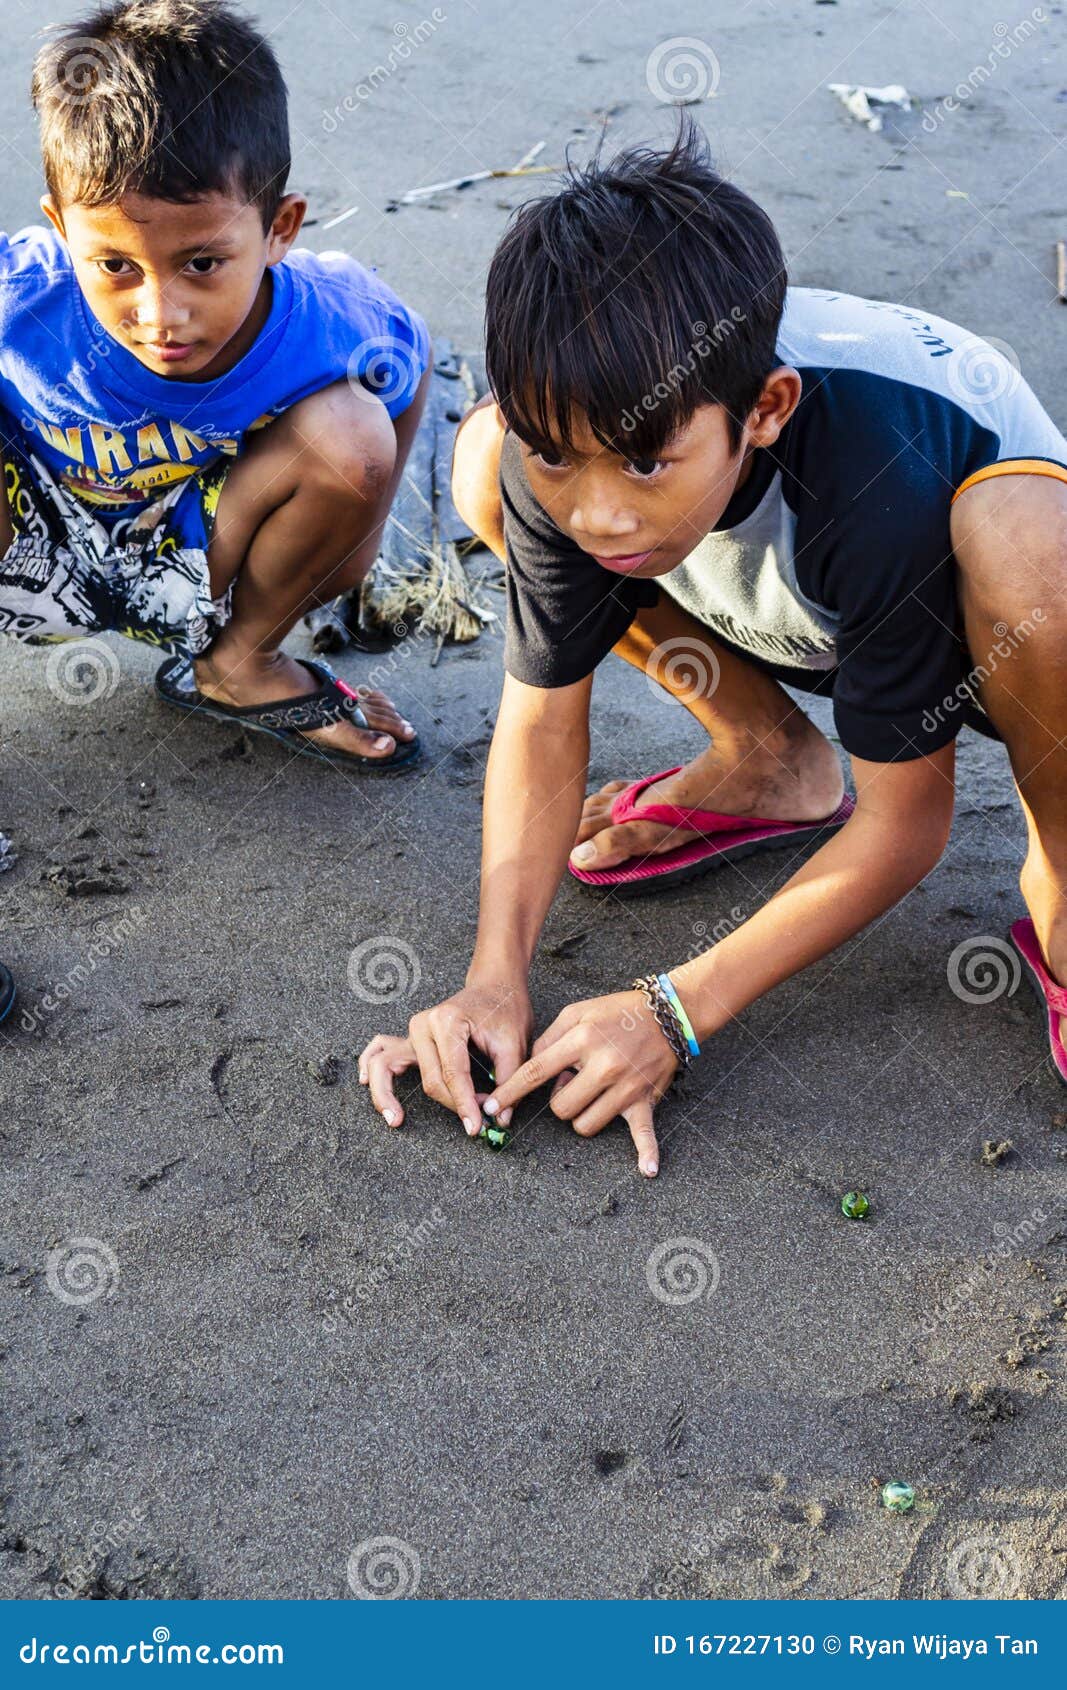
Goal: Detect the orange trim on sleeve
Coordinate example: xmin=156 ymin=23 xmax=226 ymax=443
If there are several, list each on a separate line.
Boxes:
xmin=952 ymin=458 xmax=1067 ymax=503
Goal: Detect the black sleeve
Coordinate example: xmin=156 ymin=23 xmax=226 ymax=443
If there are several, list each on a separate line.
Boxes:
xmin=781 ymin=370 xmax=980 ymax=763
xmin=499 ymin=431 xmax=657 ymax=688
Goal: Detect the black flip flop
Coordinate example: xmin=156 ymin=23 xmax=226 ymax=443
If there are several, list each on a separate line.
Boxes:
xmin=155 ymin=655 xmax=421 ymax=773
xmin=0 ymin=963 xmax=15 ymax=1026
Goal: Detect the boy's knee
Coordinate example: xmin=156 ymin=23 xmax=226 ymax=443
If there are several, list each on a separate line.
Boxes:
xmin=451 ymin=401 xmax=506 ymax=555
xmin=287 ymin=381 xmax=397 ymax=505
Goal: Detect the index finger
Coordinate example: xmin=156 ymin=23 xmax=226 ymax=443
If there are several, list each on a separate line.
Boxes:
xmin=484 ymin=1032 xmax=581 ymax=1117
xmin=530 ymin=1002 xmax=582 ymax=1059
xmin=624 ymin=1099 xmax=660 ymax=1179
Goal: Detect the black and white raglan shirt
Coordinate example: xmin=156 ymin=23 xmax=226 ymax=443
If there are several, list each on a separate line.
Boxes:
xmin=499 ymin=288 xmax=1067 ymax=763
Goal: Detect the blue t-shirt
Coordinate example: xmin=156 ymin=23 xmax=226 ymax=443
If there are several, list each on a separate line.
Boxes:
xmin=0 ymin=224 xmax=431 ymax=519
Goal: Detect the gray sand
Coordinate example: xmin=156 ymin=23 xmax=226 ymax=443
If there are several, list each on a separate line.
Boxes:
xmin=1 ymin=0 xmax=1065 ymax=1601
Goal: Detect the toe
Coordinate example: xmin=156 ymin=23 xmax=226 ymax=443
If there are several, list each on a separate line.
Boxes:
xmin=571 ymin=823 xmax=643 ymax=870
xmin=311 ymin=719 xmax=397 ymax=760
xmin=357 ymin=687 xmax=416 ymax=741
xmin=350 ymin=725 xmax=397 ymax=759
xmin=571 ymin=820 xmax=684 ymax=870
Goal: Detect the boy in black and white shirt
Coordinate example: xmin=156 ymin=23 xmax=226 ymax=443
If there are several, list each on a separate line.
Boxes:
xmin=361 ymin=125 xmax=1067 ymax=1175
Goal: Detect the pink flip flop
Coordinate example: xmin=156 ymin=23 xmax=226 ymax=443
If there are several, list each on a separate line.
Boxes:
xmin=1009 ymin=917 xmax=1067 ymax=1084
xmin=568 ymin=766 xmax=855 ymax=896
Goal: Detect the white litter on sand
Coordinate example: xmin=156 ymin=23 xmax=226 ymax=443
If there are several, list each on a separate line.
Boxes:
xmin=828 ymin=82 xmax=912 ymax=132
xmin=0 ymin=830 xmax=16 ymax=873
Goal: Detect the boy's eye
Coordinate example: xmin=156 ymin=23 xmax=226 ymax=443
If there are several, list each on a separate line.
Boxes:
xmin=534 ymin=447 xmax=567 ymax=469
xmin=185 ymin=256 xmax=221 ymax=276
xmin=97 ymin=257 xmax=133 ymax=276
xmin=625 ymin=456 xmax=664 ymax=478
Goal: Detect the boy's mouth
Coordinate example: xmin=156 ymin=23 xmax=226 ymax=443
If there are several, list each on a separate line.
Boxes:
xmin=141 ymin=340 xmax=196 ymax=364
xmin=590 ymin=549 xmax=655 ymax=574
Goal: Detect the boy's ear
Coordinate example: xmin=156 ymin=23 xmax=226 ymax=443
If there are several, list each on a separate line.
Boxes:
xmin=264 ymin=192 xmax=308 ymax=265
xmin=40 ymin=195 xmax=66 ymax=241
xmin=745 ymin=367 xmax=802 ymax=449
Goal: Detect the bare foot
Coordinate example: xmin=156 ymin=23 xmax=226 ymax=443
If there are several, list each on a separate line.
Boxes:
xmin=193 ymin=649 xmax=416 ymax=761
xmin=570 ymin=735 xmax=844 ymax=873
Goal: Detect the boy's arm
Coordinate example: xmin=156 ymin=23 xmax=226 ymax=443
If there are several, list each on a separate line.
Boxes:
xmin=467 ymin=669 xmax=593 ymax=984
xmin=485 ymin=745 xmax=957 ymax=1128
xmin=674 ymin=744 xmax=956 ymax=1035
xmin=360 ymin=669 xmax=593 ymax=1130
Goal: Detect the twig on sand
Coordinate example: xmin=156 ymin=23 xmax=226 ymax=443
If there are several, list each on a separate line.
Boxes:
xmin=391 ymin=141 xmax=551 ymax=206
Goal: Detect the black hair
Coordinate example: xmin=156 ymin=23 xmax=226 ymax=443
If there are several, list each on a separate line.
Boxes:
xmin=31 ymin=0 xmax=290 ymax=231
xmin=485 ymin=118 xmax=787 ymax=457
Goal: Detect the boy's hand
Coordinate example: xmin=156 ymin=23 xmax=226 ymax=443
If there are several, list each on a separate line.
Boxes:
xmin=358 ymin=981 xmax=533 ymax=1134
xmin=484 ymin=990 xmax=676 ymax=1178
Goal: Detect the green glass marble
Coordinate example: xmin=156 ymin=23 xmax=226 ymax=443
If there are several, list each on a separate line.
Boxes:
xmin=478 ymin=1122 xmax=511 ymax=1151
xmin=841 ymin=1190 xmax=870 ymax=1219
xmin=881 ymin=1481 xmax=915 ymax=1513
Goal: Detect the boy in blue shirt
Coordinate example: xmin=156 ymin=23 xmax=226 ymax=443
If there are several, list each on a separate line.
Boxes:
xmin=0 ymin=0 xmax=432 ymax=1019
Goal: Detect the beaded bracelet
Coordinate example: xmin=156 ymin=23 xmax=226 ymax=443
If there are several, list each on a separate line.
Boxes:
xmin=632 ymin=973 xmax=700 ymax=1068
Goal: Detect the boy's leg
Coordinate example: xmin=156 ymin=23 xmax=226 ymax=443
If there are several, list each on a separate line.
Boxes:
xmin=195 ymin=367 xmax=431 ymax=760
xmin=451 ymin=401 xmax=844 ymax=871
xmin=573 ymin=597 xmax=844 ymax=868
xmin=951 ymin=472 xmax=1067 ymax=987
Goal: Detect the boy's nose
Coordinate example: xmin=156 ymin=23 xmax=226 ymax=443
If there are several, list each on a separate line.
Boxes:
xmin=131 ymin=290 xmax=190 ymax=334
xmin=570 ymin=501 xmax=641 ymax=544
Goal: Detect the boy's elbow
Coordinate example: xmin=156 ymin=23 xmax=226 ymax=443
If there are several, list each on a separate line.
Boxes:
xmin=892 ymin=797 xmax=954 ymax=885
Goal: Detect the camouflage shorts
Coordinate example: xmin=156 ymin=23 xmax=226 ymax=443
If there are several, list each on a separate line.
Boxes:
xmin=0 ymin=436 xmax=233 ymax=656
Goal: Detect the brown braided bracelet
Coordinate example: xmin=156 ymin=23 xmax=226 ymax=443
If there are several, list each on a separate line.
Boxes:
xmin=632 ymin=974 xmax=691 ymax=1069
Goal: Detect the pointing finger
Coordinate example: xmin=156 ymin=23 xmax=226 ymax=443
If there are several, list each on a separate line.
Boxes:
xmin=624 ymin=1099 xmax=660 ymax=1178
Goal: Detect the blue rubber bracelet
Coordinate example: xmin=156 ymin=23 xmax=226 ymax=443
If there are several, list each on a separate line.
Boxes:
xmin=657 ymin=973 xmax=700 ymax=1059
